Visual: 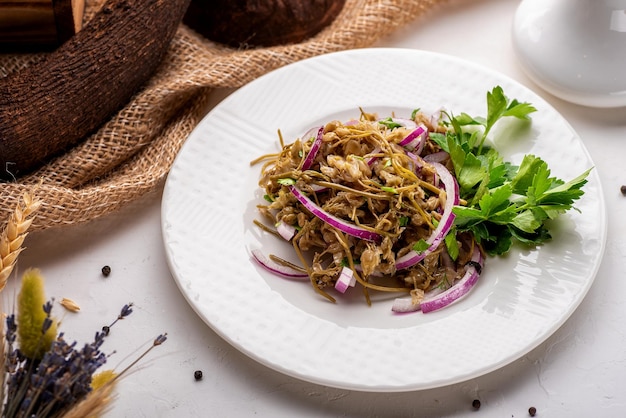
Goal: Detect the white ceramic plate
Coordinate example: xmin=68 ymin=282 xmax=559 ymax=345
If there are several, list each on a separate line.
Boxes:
xmin=161 ymin=48 xmax=606 ymax=391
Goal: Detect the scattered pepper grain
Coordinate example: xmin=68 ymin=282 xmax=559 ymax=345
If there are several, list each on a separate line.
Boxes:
xmin=528 ymin=406 xmax=536 ymax=416
xmin=102 ymin=325 xmax=110 ymax=336
xmin=102 ymin=265 xmax=111 ymax=277
xmin=194 ymin=370 xmax=203 ymax=381
xmin=472 ymin=399 xmax=481 ymax=410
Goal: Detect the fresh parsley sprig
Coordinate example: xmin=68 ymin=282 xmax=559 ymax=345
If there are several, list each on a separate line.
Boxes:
xmin=430 ymin=86 xmax=590 ymax=255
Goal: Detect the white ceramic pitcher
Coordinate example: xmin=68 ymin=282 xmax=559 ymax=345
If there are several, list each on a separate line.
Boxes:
xmin=513 ymin=0 xmax=626 ymax=107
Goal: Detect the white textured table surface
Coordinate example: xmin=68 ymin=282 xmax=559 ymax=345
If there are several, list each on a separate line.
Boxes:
xmin=8 ymin=0 xmax=626 ymax=416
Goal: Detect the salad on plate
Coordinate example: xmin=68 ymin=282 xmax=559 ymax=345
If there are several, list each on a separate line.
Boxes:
xmin=251 ymin=86 xmax=590 ymax=314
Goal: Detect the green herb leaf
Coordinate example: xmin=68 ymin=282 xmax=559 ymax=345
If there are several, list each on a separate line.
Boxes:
xmin=444 ymin=86 xmax=589 ymax=256
xmin=454 ymin=112 xmax=483 ymax=127
xmin=412 ymin=239 xmax=429 ymax=253
xmin=381 ymin=186 xmax=398 ymax=194
xmin=437 ymin=275 xmax=452 ymax=290
xmin=503 ymin=98 xmax=537 ymax=120
xmin=378 ymin=117 xmax=403 ymax=130
xmin=511 ymin=210 xmax=542 ymax=233
xmin=479 ymin=86 xmax=537 ymax=151
xmin=449 ymin=138 xmax=486 ymax=192
xmin=277 ymin=178 xmax=296 ymax=186
xmin=429 ymin=132 xmax=449 ymax=151
xmin=444 ymin=230 xmax=459 ymax=261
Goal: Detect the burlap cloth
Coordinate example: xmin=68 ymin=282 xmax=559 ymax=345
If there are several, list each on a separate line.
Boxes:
xmin=0 ymin=0 xmax=443 ymax=231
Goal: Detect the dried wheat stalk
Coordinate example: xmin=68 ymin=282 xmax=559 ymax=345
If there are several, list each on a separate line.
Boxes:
xmin=0 ymin=192 xmax=41 ymax=292
xmin=62 ymin=381 xmax=117 ymax=418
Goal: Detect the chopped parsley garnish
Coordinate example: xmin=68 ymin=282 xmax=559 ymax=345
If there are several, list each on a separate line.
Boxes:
xmin=412 ymin=239 xmax=429 ymax=253
xmin=444 ymin=228 xmax=460 ymax=261
xmin=381 ymin=186 xmax=398 ymax=194
xmin=378 ymin=117 xmax=403 ymax=130
xmin=431 ymin=86 xmax=591 ymax=255
xmin=277 ymin=178 xmax=296 ymax=186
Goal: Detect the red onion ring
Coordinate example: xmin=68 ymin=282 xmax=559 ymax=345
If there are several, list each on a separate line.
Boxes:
xmin=399 ymin=124 xmax=428 ymax=154
xmin=406 ymin=151 xmax=425 ymax=174
xmin=391 ymin=245 xmax=483 ymax=314
xmin=276 ymin=221 xmax=297 ymax=241
xmin=365 ymin=146 xmax=382 ymax=166
xmin=289 ymin=185 xmax=382 ymax=243
xmin=378 ymin=117 xmax=427 ymax=154
xmin=423 ymin=151 xmax=450 ymax=164
xmin=390 ymin=287 xmax=444 ymax=313
xmin=334 ymin=267 xmax=356 ymax=293
xmin=395 ymin=162 xmax=459 ymax=270
xmin=301 ymin=126 xmax=324 ymax=170
xmin=250 ymin=248 xmax=308 ymax=278
xmin=420 ymin=245 xmax=483 ymax=313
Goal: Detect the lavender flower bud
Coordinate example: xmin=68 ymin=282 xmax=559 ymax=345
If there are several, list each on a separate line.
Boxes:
xmin=153 ymin=333 xmax=168 ymax=346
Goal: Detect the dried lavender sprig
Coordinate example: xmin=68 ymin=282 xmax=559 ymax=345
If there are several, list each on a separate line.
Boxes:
xmin=102 ymin=302 xmax=134 ymax=335
xmin=41 ymin=300 xmax=54 ymax=335
xmin=7 ymin=329 xmax=110 ymax=418
xmin=113 ymin=333 xmax=168 ymax=381
xmin=38 ymin=333 xmax=109 ymax=417
xmin=5 ymin=298 xmax=64 ymax=417
xmin=0 ymin=305 xmax=5 ymax=417
xmin=61 ymin=332 xmax=168 ymax=418
xmin=3 ymin=301 xmax=53 ymax=417
xmin=118 ymin=303 xmax=133 ymax=319
xmin=3 ymin=301 xmax=167 ymax=417
xmin=5 ymin=313 xmax=17 ymax=345
xmin=154 ymin=333 xmax=167 ymax=346
xmin=3 ymin=303 xmax=125 ymax=417
xmin=4 ymin=313 xmax=21 ymax=414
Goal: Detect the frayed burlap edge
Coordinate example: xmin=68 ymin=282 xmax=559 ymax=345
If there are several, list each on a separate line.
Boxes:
xmin=0 ymin=0 xmax=444 ymax=231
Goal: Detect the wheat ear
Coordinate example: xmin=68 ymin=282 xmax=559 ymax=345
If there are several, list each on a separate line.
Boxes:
xmin=0 ymin=192 xmax=41 ymax=293
xmin=61 ymin=381 xmax=117 ymax=418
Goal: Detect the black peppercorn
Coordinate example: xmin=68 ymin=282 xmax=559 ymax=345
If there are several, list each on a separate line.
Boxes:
xmin=102 ymin=265 xmax=111 ymax=277
xmin=621 ymin=185 xmax=626 ymax=195
xmin=528 ymin=406 xmax=536 ymax=416
xmin=102 ymin=325 xmax=110 ymax=336
xmin=472 ymin=399 xmax=481 ymax=410
xmin=194 ymin=370 xmax=203 ymax=381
